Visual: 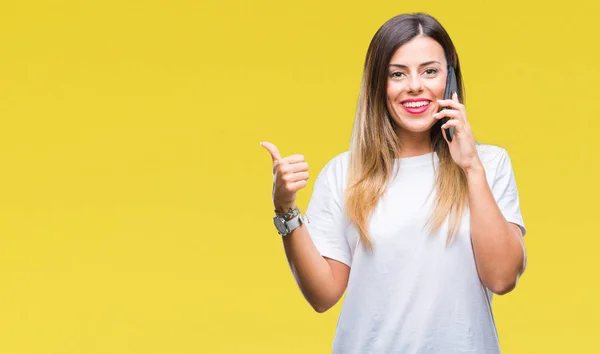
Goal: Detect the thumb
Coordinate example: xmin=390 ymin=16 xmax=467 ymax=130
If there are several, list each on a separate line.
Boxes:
xmin=260 ymin=141 xmax=282 ymax=162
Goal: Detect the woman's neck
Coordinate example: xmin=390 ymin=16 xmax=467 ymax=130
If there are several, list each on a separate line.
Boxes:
xmin=396 ymin=130 xmax=433 ymax=158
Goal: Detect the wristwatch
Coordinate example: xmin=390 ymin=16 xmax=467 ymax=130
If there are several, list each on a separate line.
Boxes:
xmin=273 ymin=207 xmax=305 ymax=237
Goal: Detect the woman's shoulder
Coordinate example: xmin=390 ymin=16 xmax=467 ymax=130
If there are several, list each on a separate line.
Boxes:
xmin=329 ymin=150 xmax=351 ymax=166
xmin=318 ymin=150 xmax=350 ymax=178
xmin=308 ymin=150 xmax=350 ymax=192
xmin=475 ymin=142 xmax=510 ymax=166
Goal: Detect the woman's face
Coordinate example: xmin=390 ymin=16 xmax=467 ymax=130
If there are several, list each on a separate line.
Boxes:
xmin=386 ymin=36 xmax=448 ymax=135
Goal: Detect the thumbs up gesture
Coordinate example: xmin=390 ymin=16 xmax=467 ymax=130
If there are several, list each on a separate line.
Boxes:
xmin=260 ymin=141 xmax=310 ymax=213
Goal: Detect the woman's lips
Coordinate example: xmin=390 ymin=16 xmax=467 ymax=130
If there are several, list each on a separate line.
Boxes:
xmin=401 ymin=100 xmax=431 ymax=115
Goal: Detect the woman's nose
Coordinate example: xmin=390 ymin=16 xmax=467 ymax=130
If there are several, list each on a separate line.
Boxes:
xmin=408 ymin=76 xmax=424 ymax=93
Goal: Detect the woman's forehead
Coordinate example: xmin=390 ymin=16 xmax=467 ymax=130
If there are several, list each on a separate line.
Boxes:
xmin=389 ymin=37 xmax=446 ymax=66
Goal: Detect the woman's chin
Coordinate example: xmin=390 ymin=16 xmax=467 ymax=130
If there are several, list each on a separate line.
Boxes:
xmin=395 ymin=118 xmax=436 ymax=134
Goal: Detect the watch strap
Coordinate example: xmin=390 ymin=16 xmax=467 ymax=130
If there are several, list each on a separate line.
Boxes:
xmin=273 ymin=210 xmax=304 ymax=236
xmin=285 ymin=213 xmax=304 ymax=233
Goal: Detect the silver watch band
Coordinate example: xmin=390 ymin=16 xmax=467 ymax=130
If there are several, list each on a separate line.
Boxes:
xmin=273 ymin=211 xmax=304 ymax=236
xmin=285 ymin=213 xmax=303 ymax=232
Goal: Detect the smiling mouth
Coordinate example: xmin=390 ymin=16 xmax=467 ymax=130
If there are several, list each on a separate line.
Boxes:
xmin=402 ymin=100 xmax=431 ymax=108
xmin=401 ymin=100 xmax=431 ymax=114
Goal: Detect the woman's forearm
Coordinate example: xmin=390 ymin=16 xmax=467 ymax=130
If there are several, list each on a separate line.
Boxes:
xmin=278 ymin=203 xmax=349 ymax=312
xmin=466 ymin=165 xmax=526 ymax=295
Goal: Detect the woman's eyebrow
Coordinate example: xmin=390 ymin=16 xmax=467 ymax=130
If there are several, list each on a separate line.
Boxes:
xmin=389 ymin=61 xmax=442 ymax=69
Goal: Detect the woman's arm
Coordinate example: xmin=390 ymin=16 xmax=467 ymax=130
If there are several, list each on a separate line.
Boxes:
xmin=466 ymin=166 xmax=526 ymax=295
xmin=280 ymin=207 xmax=351 ymax=312
xmin=434 ymin=95 xmax=527 ymax=295
xmin=261 ymin=141 xmax=350 ymax=312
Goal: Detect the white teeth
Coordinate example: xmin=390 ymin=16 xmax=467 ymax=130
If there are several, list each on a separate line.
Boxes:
xmin=402 ymin=101 xmax=430 ymax=108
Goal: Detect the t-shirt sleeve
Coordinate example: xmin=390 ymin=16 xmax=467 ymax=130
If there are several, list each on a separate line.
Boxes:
xmin=304 ymin=163 xmax=352 ymax=267
xmin=491 ymin=149 xmax=527 ymax=237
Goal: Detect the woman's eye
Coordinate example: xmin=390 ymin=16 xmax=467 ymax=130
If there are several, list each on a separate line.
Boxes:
xmin=424 ymin=69 xmax=438 ymax=75
xmin=390 ymin=72 xmax=405 ymax=78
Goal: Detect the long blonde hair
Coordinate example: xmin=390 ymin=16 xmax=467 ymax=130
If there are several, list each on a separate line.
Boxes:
xmin=344 ymin=13 xmax=469 ymax=251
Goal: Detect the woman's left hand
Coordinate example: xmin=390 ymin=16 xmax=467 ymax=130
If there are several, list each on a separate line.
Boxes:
xmin=433 ymin=92 xmax=483 ymax=173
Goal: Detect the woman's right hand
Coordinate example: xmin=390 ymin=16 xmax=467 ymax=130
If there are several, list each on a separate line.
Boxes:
xmin=260 ymin=141 xmax=310 ymax=213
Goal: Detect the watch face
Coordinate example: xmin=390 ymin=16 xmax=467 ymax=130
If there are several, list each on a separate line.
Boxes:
xmin=273 ymin=217 xmax=287 ymax=235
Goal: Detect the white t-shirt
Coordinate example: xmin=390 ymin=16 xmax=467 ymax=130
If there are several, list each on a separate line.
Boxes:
xmin=304 ymin=144 xmax=526 ymax=354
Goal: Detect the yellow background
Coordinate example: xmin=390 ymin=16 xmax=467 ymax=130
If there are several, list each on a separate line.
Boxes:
xmin=0 ymin=0 xmax=598 ymax=353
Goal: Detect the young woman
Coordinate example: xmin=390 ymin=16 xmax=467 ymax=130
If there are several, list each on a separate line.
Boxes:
xmin=261 ymin=12 xmax=527 ymax=354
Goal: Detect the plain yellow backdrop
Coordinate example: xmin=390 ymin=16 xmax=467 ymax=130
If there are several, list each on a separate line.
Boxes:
xmin=0 ymin=0 xmax=598 ymax=353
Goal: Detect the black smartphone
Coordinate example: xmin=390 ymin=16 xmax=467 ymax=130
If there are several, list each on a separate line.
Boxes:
xmin=440 ymin=65 xmax=458 ymax=142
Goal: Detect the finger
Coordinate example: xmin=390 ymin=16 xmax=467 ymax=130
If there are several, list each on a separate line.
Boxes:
xmin=283 ymin=171 xmax=309 ymax=183
xmin=277 ymin=161 xmax=308 ymax=175
xmin=259 ymin=141 xmax=282 ymax=162
xmin=442 ymin=117 xmax=473 ymax=137
xmin=283 ymin=180 xmax=308 ymax=193
xmin=436 ymin=99 xmax=464 ymax=111
xmin=285 ymin=161 xmax=309 ymax=173
xmin=452 ymin=91 xmax=459 ymax=102
xmin=440 ymin=120 xmax=459 ymax=143
xmin=433 ymin=109 xmax=460 ymax=120
xmin=441 ymin=124 xmax=449 ymax=142
xmin=282 ymin=154 xmax=305 ymax=164
xmin=440 ymin=118 xmax=461 ymax=130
